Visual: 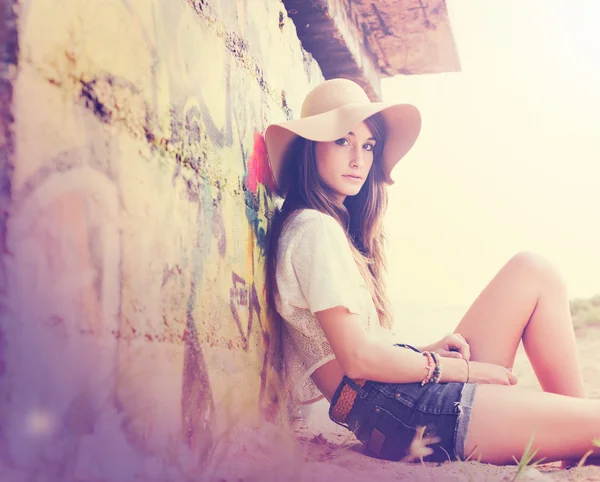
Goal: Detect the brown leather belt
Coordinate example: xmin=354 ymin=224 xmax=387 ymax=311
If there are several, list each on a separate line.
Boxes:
xmin=330 ymin=378 xmax=366 ymax=424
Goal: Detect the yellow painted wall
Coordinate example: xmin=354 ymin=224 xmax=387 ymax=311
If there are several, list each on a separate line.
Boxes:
xmin=0 ymin=0 xmax=323 ymax=477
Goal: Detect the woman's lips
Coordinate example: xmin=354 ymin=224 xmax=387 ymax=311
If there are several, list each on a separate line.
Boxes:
xmin=343 ymin=175 xmax=363 ymax=181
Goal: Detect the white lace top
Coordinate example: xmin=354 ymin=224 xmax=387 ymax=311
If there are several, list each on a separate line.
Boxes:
xmin=274 ymin=209 xmax=384 ymax=405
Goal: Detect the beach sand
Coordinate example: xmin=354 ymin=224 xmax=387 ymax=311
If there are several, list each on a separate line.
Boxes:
xmin=206 ymin=326 xmax=600 ymax=481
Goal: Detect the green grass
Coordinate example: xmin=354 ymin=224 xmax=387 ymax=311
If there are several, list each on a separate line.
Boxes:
xmin=511 ymin=430 xmax=546 ymax=481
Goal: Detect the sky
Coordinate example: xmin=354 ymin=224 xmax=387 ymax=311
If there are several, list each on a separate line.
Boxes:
xmin=382 ymin=0 xmax=600 ymax=338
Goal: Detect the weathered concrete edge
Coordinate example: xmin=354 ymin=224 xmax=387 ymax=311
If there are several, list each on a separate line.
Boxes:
xmin=0 ymin=1 xmax=18 ymax=296
xmin=282 ymin=0 xmax=382 ymax=101
xmin=0 ymin=0 xmax=18 ymax=391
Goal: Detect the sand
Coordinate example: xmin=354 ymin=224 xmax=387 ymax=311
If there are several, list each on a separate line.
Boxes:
xmin=206 ymin=326 xmax=600 ymax=481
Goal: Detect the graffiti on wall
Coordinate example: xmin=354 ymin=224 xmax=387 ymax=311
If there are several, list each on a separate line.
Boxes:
xmin=2 ymin=0 xmax=304 ymax=473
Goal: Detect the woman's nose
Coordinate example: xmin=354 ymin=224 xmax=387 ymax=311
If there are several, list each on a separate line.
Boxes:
xmin=351 ymin=146 xmax=364 ymax=166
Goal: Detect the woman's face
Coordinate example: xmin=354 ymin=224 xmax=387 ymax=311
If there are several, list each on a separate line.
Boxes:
xmin=314 ymin=121 xmax=376 ymax=203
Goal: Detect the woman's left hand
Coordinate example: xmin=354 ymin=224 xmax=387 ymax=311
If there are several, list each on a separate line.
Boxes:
xmin=425 ymin=333 xmax=471 ymax=360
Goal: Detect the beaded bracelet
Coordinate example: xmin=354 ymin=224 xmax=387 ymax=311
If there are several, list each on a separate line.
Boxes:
xmin=430 ymin=352 xmax=443 ymax=384
xmin=421 ymin=351 xmax=435 ymax=386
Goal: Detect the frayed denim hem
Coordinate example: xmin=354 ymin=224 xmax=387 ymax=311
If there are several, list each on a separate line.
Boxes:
xmin=454 ymin=382 xmax=478 ymax=460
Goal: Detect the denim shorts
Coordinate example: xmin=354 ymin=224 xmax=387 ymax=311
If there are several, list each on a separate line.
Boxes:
xmin=328 ymin=344 xmax=477 ymax=463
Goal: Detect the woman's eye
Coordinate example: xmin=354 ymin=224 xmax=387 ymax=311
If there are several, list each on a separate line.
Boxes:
xmin=363 ymin=143 xmax=375 ymax=152
xmin=335 ymin=138 xmax=349 ymax=146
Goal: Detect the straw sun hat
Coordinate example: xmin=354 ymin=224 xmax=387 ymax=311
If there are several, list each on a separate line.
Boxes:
xmin=265 ymin=78 xmax=422 ymax=196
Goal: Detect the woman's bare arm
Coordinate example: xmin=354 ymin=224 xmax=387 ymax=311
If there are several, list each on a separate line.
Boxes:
xmin=316 ymin=306 xmax=516 ymax=385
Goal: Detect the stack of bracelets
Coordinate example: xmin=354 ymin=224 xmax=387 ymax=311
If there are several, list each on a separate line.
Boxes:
xmin=421 ymin=351 xmax=443 ymax=386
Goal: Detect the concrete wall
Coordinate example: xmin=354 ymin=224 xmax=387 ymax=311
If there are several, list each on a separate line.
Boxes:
xmin=0 ymin=0 xmax=323 ymax=478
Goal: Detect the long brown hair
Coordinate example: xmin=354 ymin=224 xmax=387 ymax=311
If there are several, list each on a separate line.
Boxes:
xmin=266 ymin=113 xmax=393 ymax=329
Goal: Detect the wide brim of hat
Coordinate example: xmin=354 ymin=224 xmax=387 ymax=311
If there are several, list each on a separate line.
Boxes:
xmin=265 ymin=101 xmax=421 ymax=196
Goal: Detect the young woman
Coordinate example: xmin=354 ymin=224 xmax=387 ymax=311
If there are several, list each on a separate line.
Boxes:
xmin=264 ymin=78 xmax=600 ymax=465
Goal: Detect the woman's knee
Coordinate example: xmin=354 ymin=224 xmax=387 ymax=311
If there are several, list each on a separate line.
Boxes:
xmin=506 ymin=251 xmax=566 ymax=288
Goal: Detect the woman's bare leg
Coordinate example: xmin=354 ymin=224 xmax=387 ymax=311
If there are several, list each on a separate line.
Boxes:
xmin=453 ymin=251 xmax=585 ymax=397
xmin=464 ymin=385 xmax=600 ymax=464
xmin=453 ymin=251 xmax=590 ymax=464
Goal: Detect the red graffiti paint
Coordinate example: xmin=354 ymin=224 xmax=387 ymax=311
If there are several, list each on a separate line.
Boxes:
xmin=246 ymin=131 xmax=275 ymax=193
